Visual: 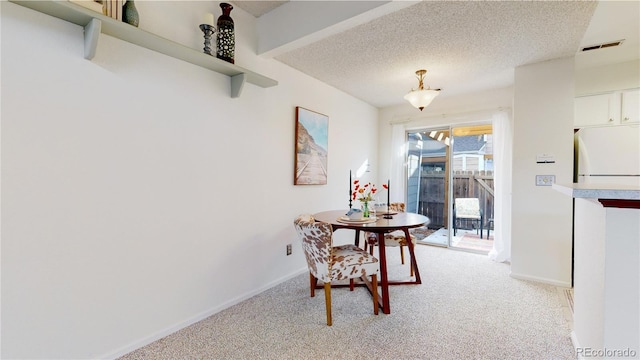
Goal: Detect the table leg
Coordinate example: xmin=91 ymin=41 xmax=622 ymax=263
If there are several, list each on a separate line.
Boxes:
xmin=377 ymin=232 xmax=391 ymax=314
xmin=404 ymin=228 xmax=422 ymax=284
xmin=354 ymin=229 xmax=361 ymax=247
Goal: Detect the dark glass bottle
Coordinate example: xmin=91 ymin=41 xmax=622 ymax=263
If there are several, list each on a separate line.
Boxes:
xmin=216 ymin=3 xmax=235 ymax=64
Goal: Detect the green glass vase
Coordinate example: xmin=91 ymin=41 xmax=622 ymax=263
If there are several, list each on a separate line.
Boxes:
xmin=362 ymin=201 xmax=370 ymax=218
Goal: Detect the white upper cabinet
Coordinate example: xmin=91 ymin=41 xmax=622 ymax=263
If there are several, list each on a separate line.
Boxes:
xmin=575 ymin=89 xmax=640 ymax=127
xmin=621 ymin=88 xmax=640 ymax=125
xmin=574 ymin=92 xmax=619 ymax=127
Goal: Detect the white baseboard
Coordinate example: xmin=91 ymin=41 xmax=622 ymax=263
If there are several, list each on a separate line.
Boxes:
xmin=100 ymin=267 xmax=308 ymax=360
xmin=510 ymin=271 xmax=571 ymax=288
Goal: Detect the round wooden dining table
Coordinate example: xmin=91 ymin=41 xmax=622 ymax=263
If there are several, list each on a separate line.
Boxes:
xmin=313 ymin=209 xmax=430 ymax=314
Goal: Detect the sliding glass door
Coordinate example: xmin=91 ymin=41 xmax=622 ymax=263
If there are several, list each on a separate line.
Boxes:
xmin=406 ymin=128 xmax=450 ymax=246
xmin=406 ymin=124 xmax=494 ymax=253
xmin=450 ymin=125 xmax=494 ymax=253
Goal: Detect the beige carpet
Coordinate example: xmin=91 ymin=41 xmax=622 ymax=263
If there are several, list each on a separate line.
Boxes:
xmin=119 ymin=245 xmax=574 ymax=360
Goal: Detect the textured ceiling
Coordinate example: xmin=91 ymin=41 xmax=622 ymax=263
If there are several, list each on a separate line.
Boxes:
xmin=233 ymin=1 xmax=638 ymax=109
xmin=232 ymin=1 xmax=287 ymax=18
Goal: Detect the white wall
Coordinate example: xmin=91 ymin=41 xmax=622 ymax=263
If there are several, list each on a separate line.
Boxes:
xmin=576 ymin=59 xmax=640 ymax=95
xmin=510 ymin=57 xmax=575 ymax=287
xmin=0 ymin=2 xmax=378 ymax=359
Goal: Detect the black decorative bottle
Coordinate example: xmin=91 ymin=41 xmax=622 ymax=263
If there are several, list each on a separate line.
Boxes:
xmin=216 ymin=3 xmax=235 ymax=64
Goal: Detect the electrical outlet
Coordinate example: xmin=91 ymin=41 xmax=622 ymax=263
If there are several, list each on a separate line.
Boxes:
xmin=286 ymin=244 xmax=292 ymax=256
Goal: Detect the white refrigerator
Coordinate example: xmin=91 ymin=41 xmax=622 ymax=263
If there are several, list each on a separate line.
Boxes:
xmin=574 ymin=125 xmax=640 ymax=186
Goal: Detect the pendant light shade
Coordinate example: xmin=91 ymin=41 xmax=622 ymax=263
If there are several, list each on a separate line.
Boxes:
xmin=404 ymin=69 xmax=439 ymax=111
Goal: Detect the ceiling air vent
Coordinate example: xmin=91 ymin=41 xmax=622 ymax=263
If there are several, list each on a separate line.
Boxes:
xmin=581 ymin=39 xmax=625 ymax=52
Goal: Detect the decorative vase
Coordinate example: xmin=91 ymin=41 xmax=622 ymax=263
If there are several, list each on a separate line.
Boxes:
xmin=216 ymin=3 xmax=235 ymax=64
xmin=362 ymin=201 xmax=370 ymax=218
xmin=123 ymin=0 xmax=139 ymax=27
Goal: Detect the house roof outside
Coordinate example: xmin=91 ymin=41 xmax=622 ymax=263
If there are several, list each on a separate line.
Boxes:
xmin=407 ymin=132 xmax=489 ymax=160
xmin=453 ymin=136 xmax=485 ymax=154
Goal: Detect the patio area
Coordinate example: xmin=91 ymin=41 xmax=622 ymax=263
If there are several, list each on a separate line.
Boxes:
xmin=411 ymin=227 xmax=494 ymax=254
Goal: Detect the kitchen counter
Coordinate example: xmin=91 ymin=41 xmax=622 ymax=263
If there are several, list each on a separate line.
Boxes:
xmin=554 ymin=183 xmax=639 ymax=355
xmin=552 ymin=183 xmax=640 ymax=201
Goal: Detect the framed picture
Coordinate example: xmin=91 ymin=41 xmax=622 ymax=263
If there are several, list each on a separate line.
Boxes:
xmin=294 ymin=107 xmax=328 ymax=185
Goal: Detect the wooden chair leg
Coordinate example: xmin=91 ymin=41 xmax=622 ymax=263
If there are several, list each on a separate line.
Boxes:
xmin=324 ymin=282 xmax=332 ymax=326
xmin=400 ymin=245 xmax=405 ymax=264
xmin=310 ymin=273 xmax=317 ymax=297
xmin=371 ymin=274 xmax=379 ymax=315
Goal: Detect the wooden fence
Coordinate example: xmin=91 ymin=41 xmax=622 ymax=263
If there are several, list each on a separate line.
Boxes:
xmin=417 ymin=170 xmax=494 ymax=230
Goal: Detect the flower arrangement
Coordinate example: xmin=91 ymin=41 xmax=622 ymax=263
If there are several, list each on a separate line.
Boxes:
xmin=352 ymin=180 xmax=378 ymax=203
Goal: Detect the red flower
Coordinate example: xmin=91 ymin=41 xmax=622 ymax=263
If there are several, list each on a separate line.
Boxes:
xmin=382 ymin=184 xmax=388 ymax=190
xmin=351 ymin=181 xmax=378 ymax=203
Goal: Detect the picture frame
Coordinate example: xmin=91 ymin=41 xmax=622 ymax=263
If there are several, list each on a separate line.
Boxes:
xmin=294 ymin=107 xmax=328 ymax=185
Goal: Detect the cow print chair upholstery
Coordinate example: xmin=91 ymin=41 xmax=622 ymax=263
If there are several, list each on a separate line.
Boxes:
xmin=293 ymin=214 xmax=379 ymax=326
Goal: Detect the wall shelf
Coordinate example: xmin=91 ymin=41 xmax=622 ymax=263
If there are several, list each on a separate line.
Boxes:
xmin=9 ymin=0 xmax=278 ymax=98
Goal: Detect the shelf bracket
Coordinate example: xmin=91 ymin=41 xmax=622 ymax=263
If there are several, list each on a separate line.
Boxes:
xmin=84 ymin=18 xmax=101 ymax=60
xmin=230 ymin=73 xmax=246 ymax=98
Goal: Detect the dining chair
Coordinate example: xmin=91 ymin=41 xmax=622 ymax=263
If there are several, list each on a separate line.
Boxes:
xmin=365 ymin=202 xmax=417 ymax=276
xmin=293 ymin=214 xmax=379 ymax=326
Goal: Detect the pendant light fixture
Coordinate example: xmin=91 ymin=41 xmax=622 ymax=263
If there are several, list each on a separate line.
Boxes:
xmin=404 ymin=69 xmax=440 ymax=111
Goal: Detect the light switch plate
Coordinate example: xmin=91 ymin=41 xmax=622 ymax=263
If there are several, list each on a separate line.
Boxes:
xmin=536 ymin=175 xmax=555 ymax=186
